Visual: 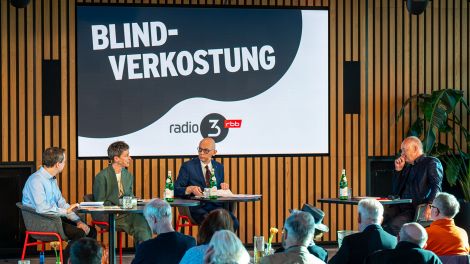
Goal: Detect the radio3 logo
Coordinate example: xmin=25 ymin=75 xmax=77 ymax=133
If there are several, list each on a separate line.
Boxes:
xmin=170 ymin=113 xmax=242 ymax=143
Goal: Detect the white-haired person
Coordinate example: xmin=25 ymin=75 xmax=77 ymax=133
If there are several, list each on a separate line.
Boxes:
xmin=132 ymin=199 xmax=195 ymax=264
xmin=262 ymin=211 xmax=325 ymax=264
xmin=329 ymin=198 xmax=396 ymax=264
xmin=425 ymin=192 xmax=469 ymax=256
xmin=365 ymin=223 xmax=442 ymax=264
xmin=203 ymin=230 xmax=249 ymax=264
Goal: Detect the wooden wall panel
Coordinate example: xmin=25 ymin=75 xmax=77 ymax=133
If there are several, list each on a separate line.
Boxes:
xmin=1 ymin=0 xmax=469 ymax=248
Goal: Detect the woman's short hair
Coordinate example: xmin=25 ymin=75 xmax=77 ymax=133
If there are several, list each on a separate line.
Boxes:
xmin=107 ymin=141 xmax=129 ymax=161
xmin=198 ymin=209 xmax=234 ymax=244
xmin=207 ymin=230 xmax=249 ymax=264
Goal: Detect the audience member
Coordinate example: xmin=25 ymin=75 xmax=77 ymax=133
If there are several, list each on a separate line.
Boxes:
xmin=425 ymin=192 xmax=469 ymax=255
xmin=93 ymin=141 xmax=151 ymax=244
xmin=132 ymin=199 xmax=196 ymax=264
xmin=262 ymin=211 xmax=325 ymax=264
xmin=180 ymin=209 xmax=234 ymax=264
xmin=22 ymin=147 xmax=97 ymax=261
xmin=383 ymin=136 xmax=443 ymax=235
xmin=174 ymin=137 xmax=239 ymax=230
xmin=365 ymin=222 xmax=442 ymax=264
xmin=204 ymin=230 xmax=249 ymax=264
xmin=69 ymin=237 xmax=102 ymax=264
xmin=275 ymin=204 xmax=329 ymax=262
xmin=329 ymin=198 xmax=396 ymax=264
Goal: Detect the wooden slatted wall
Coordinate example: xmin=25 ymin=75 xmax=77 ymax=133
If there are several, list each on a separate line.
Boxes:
xmin=1 ymin=0 xmax=468 ymax=247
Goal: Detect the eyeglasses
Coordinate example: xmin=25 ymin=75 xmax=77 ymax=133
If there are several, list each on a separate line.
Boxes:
xmin=197 ymin=147 xmax=213 ymax=154
xmin=429 ymin=204 xmax=440 ymax=214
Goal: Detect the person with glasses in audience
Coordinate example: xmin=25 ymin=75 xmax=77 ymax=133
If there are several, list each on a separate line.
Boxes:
xmin=425 ymin=192 xmax=469 ymax=256
xmin=174 ymin=137 xmax=239 ymax=230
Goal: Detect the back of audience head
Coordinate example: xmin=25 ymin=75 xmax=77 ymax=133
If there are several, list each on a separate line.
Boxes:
xmin=283 ymin=210 xmax=315 ymax=247
xmin=358 ymin=198 xmax=384 ymax=230
xmin=206 ymin=230 xmax=249 ymax=264
xmin=432 ymin=192 xmax=460 ymax=219
xmin=69 ymin=237 xmax=102 ymax=264
xmin=143 ymin=198 xmax=172 ymax=233
xmin=399 ymin=222 xmax=428 ymax=248
xmin=198 ymin=209 xmax=234 ymax=244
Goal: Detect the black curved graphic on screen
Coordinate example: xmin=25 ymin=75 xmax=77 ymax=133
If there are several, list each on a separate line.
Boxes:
xmin=77 ymin=6 xmax=303 ymax=138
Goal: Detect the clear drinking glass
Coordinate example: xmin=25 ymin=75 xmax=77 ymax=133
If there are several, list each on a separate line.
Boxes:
xmin=203 ymin=188 xmax=210 ymax=197
xmin=122 ymin=196 xmax=132 ymax=209
xmin=253 ymin=236 xmax=265 ymax=264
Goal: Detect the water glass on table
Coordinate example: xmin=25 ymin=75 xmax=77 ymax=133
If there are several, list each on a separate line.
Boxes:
xmin=121 ymin=196 xmax=133 ymax=209
xmin=253 ymin=236 xmax=265 ymax=264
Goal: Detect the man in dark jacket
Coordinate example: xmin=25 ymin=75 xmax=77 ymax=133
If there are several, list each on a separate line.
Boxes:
xmin=383 ymin=136 xmax=443 ymax=235
xmin=132 ymin=199 xmax=196 ymax=264
xmin=329 ymin=199 xmax=397 ymax=264
xmin=365 ymin=222 xmax=442 ymax=264
xmin=174 ymin=137 xmax=238 ymax=230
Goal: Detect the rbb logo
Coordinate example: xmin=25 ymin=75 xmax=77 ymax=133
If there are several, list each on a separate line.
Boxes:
xmin=224 ymin=120 xmax=242 ymax=128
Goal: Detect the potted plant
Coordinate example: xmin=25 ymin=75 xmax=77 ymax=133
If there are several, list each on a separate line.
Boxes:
xmin=397 ymin=89 xmax=470 ymax=235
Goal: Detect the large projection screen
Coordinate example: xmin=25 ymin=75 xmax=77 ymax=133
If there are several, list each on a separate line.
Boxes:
xmin=76 ymin=5 xmax=329 ymax=157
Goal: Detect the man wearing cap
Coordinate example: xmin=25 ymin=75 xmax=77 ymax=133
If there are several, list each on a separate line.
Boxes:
xmin=329 ymin=199 xmax=396 ymax=264
xmin=275 ymin=204 xmax=329 ymax=262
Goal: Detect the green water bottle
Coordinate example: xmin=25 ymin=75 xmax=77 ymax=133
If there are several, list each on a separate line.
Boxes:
xmin=339 ymin=169 xmax=348 ymax=200
xmin=164 ymin=171 xmax=174 ymax=202
xmin=209 ymin=168 xmax=218 ymax=200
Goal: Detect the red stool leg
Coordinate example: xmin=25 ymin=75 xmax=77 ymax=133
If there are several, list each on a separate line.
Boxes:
xmin=176 ymin=215 xmax=182 ymax=231
xmin=21 ymin=232 xmax=30 ymax=260
xmin=59 ymin=239 xmax=63 ymax=263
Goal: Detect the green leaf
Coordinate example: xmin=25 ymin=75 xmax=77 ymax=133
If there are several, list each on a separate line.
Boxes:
xmin=444 ymin=156 xmax=460 ymax=186
xmin=408 ymin=117 xmax=424 ymax=137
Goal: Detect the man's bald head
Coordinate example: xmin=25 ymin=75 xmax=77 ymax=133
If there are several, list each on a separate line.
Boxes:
xmin=399 ymin=222 xmax=428 ymax=248
xmin=198 ymin=137 xmax=217 ymax=164
xmin=200 ymin=137 xmax=216 ymax=150
xmin=400 ymin=136 xmax=424 ymax=164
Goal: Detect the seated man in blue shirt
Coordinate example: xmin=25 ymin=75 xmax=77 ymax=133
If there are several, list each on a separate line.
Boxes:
xmin=22 ymin=147 xmax=96 ymax=260
xmin=132 ymin=199 xmax=196 ymax=264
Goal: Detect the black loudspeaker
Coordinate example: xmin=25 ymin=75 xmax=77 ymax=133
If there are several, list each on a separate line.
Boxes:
xmin=42 ymin=60 xmax=61 ymax=116
xmin=9 ymin=0 xmax=31 ymax=8
xmin=406 ymin=0 xmax=430 ymax=15
xmin=367 ymin=157 xmax=395 ymax=197
xmin=344 ymin=61 xmax=361 ymax=114
xmin=0 ymin=163 xmax=35 ymax=258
